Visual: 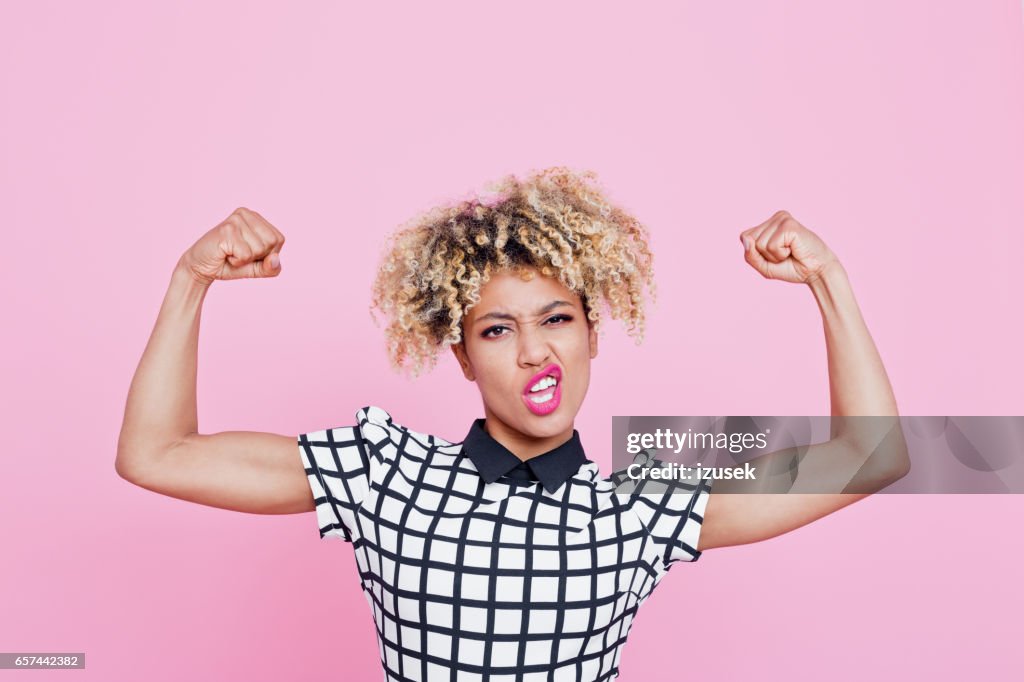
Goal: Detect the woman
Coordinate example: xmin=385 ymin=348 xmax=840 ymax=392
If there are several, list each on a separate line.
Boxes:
xmin=116 ymin=167 xmax=909 ymax=681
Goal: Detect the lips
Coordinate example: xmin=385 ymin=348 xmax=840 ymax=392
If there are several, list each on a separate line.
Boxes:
xmin=522 ymin=363 xmax=562 ymax=416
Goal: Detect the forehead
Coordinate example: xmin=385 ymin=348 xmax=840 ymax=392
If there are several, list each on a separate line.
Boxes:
xmin=473 ymin=268 xmax=580 ymax=313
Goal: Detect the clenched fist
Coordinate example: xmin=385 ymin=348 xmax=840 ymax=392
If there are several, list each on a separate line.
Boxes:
xmin=740 ymin=210 xmax=838 ymax=284
xmin=178 ymin=207 xmax=285 ymax=284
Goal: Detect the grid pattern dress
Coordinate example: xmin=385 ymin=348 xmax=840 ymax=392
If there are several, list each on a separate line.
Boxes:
xmin=298 ymin=406 xmax=712 ymax=682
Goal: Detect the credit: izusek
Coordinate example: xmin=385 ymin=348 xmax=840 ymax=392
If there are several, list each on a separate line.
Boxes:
xmin=626 ymin=462 xmax=758 ymax=481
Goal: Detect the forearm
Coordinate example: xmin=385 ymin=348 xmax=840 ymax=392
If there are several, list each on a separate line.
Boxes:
xmin=808 ymin=260 xmax=897 ymax=417
xmin=808 ymin=260 xmax=907 ymax=474
xmin=117 ymin=259 xmax=211 ymax=468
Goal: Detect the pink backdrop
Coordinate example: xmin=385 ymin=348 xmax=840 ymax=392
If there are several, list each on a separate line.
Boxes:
xmin=2 ymin=1 xmax=1022 ymax=680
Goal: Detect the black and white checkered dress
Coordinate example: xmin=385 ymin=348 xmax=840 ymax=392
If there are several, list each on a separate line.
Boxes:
xmin=298 ymin=406 xmax=711 ymax=682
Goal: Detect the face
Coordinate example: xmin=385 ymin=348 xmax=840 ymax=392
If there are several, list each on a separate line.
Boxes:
xmin=451 ymin=266 xmax=598 ymax=458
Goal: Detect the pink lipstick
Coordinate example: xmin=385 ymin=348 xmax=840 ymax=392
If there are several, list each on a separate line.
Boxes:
xmin=522 ymin=363 xmax=562 ymax=416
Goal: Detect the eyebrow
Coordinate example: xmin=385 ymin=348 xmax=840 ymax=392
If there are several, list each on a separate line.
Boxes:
xmin=473 ymin=300 xmax=575 ymax=325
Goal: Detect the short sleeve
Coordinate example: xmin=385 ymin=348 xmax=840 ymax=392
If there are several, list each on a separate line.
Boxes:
xmin=629 ymin=473 xmax=713 ymax=567
xmin=297 ymin=405 xmax=394 ymax=542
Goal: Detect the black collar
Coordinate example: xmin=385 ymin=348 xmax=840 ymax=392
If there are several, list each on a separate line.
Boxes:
xmin=462 ymin=418 xmax=588 ymax=494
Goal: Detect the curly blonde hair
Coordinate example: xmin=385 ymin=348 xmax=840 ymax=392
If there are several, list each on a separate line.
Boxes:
xmin=369 ymin=166 xmax=657 ymax=377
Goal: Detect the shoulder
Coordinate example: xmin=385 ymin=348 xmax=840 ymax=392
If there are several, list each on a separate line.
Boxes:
xmin=355 ymin=405 xmax=395 ymax=430
xmin=354 ymin=405 xmax=456 ymax=449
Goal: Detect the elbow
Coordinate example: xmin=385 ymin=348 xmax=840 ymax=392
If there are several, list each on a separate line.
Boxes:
xmin=116 ymin=433 xmax=176 ymax=483
xmin=885 ymin=452 xmax=912 ymax=484
xmin=841 ymin=440 xmax=910 ymax=493
xmin=883 ymin=425 xmax=912 ymax=484
xmin=115 ymin=432 xmax=138 ymax=482
xmin=846 ymin=418 xmax=911 ymax=489
xmin=873 ymin=443 xmax=911 ymax=488
xmin=115 ymin=448 xmax=139 ymax=482
xmin=115 ymin=440 xmax=153 ymax=484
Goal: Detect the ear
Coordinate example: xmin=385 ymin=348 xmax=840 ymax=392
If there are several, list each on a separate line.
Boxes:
xmin=588 ymin=320 xmax=599 ymax=359
xmin=451 ymin=342 xmax=476 ymax=381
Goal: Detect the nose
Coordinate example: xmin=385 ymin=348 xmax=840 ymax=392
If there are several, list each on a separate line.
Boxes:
xmin=517 ymin=325 xmax=551 ymax=368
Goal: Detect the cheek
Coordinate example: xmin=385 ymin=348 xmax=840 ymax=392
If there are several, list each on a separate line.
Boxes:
xmin=572 ymin=368 xmax=591 ymax=395
xmin=474 ymin=366 xmax=515 ymax=398
xmin=471 ymin=345 xmax=518 ymax=386
xmin=569 ymin=347 xmax=592 ymax=394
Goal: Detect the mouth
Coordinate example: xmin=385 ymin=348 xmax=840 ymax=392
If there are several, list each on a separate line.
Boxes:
xmin=522 ymin=363 xmax=562 ymax=416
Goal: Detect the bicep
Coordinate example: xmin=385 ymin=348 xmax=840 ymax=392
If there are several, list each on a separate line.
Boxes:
xmin=697 ymin=437 xmax=905 ymax=551
xmin=118 ymin=431 xmax=315 ymax=515
xmin=698 ymin=490 xmax=871 ymax=551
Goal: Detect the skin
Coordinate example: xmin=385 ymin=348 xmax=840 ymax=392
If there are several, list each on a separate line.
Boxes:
xmin=116 ymin=206 xmax=909 ymax=552
xmin=450 ymin=268 xmax=598 ymax=462
xmin=693 ymin=210 xmax=911 ymax=551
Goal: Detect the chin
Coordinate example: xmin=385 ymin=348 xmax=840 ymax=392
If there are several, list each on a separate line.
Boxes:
xmin=522 ymin=404 xmax=576 ymax=434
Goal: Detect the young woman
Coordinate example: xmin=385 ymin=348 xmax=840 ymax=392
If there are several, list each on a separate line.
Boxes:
xmin=116 ymin=167 xmax=909 ymax=681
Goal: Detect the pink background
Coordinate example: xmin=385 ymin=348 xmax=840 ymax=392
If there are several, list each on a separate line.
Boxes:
xmin=2 ymin=1 xmax=1022 ymax=680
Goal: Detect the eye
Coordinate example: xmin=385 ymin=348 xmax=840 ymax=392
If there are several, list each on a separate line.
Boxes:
xmin=481 ymin=325 xmax=508 ymax=339
xmin=481 ymin=315 xmax=572 ymax=340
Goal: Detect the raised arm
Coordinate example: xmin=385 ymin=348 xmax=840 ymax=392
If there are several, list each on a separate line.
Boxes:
xmin=115 ymin=208 xmax=313 ymax=515
xmin=697 ymin=211 xmax=910 ymax=551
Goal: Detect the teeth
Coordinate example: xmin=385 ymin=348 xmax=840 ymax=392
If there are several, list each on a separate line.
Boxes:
xmin=529 ymin=375 xmax=558 ymax=393
xmin=530 ymin=392 xmax=554 ymax=404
